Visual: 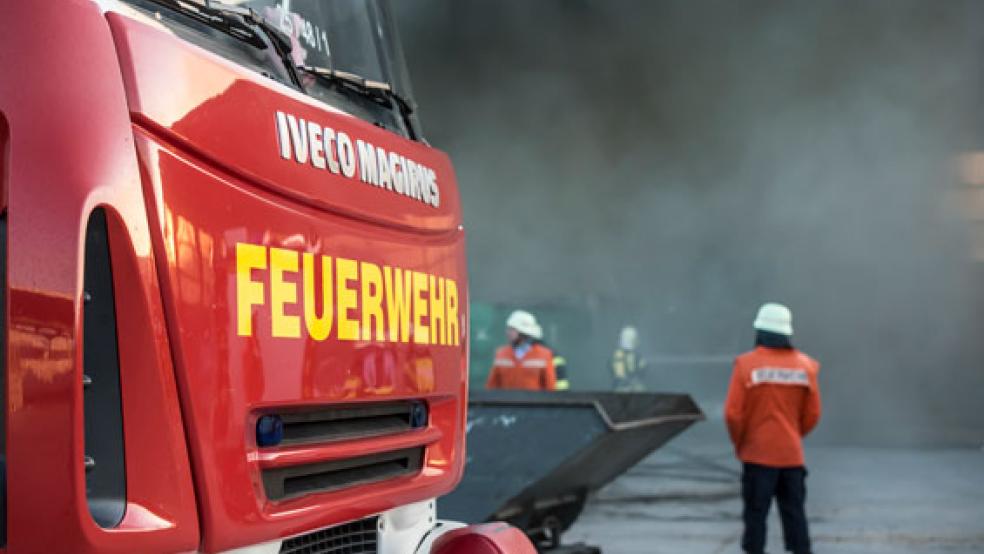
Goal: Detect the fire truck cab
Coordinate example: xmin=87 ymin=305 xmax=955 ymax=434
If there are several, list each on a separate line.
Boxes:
xmin=0 ymin=1 xmax=531 ymax=552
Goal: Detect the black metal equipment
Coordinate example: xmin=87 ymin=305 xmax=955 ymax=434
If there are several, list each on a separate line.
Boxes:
xmin=440 ymin=390 xmax=704 ymax=551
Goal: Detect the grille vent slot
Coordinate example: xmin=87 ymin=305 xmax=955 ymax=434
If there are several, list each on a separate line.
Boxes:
xmin=279 ymin=516 xmax=378 ymax=554
xmin=277 ymin=402 xmax=419 ymax=446
xmin=263 ymin=447 xmax=423 ymax=501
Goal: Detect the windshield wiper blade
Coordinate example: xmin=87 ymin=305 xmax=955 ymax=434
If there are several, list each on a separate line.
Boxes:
xmin=297 ymin=65 xmax=416 ymax=117
xmin=144 ymin=0 xmax=299 ymax=86
xmin=203 ymin=1 xmax=294 ymax=57
xmin=143 ymin=0 xmax=267 ymax=49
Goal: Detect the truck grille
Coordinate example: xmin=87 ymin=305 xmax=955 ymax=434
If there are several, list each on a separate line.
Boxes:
xmin=279 ymin=516 xmax=378 ymax=554
xmin=262 ymin=447 xmax=424 ymax=501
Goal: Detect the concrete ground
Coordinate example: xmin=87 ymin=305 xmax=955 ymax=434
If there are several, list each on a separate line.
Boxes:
xmin=565 ymin=428 xmax=984 ymax=553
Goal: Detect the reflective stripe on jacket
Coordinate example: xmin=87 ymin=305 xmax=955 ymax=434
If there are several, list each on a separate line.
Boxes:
xmin=611 ymin=348 xmax=645 ymax=379
xmin=486 ymin=343 xmax=557 ymax=391
xmin=724 ymin=346 xmax=821 ymax=467
xmin=553 ymin=354 xmax=570 ymax=390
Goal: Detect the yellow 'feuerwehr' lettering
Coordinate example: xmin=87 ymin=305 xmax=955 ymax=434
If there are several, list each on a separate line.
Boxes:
xmin=236 ymin=243 xmax=266 ymax=336
xmin=335 ymin=257 xmax=359 ymax=341
xmin=303 ymin=252 xmax=334 ymax=341
xmin=270 ymin=247 xmax=301 ymax=338
xmin=412 ymin=271 xmax=430 ymax=345
xmin=235 ymin=242 xmax=459 ymax=346
xmin=384 ymin=266 xmax=412 ymax=343
xmin=446 ymin=279 xmax=459 ymax=346
xmin=429 ymin=275 xmax=446 ymax=346
xmin=360 ymin=262 xmax=385 ymax=341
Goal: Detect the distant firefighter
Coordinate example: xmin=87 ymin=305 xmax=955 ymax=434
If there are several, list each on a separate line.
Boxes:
xmin=611 ymin=325 xmax=647 ymax=391
xmin=725 ymin=303 xmax=821 ymax=554
xmin=486 ymin=310 xmax=557 ymax=391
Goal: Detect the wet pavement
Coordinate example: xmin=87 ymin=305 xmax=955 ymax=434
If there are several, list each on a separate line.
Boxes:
xmin=565 ymin=428 xmax=984 ymax=553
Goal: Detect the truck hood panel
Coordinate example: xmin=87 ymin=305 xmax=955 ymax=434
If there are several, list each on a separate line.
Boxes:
xmin=109 ymin=12 xmax=462 ymax=234
xmin=108 ymin=13 xmax=468 ymax=552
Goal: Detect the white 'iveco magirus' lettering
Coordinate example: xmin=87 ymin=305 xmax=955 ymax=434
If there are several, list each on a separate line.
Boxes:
xmin=275 ymin=110 xmax=441 ymax=208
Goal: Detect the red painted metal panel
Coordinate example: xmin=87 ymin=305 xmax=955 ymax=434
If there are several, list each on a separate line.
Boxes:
xmin=0 ymin=1 xmax=199 ymax=553
xmin=1 ymin=113 xmax=8 ymax=213
xmin=109 ymin=10 xmax=469 ymax=553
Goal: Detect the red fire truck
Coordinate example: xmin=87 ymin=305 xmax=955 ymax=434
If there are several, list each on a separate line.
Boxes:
xmin=0 ymin=1 xmax=533 ymax=552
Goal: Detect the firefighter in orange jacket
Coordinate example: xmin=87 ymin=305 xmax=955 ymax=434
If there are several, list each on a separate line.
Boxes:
xmin=725 ymin=303 xmax=821 ymax=554
xmin=486 ymin=310 xmax=557 ymax=391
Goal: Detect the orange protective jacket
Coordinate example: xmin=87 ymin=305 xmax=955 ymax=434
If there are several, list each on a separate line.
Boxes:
xmin=486 ymin=343 xmax=557 ymax=391
xmin=724 ymin=346 xmax=821 ymax=467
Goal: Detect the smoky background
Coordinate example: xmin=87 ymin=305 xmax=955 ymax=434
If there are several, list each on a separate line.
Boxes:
xmin=394 ymin=1 xmax=984 ymax=447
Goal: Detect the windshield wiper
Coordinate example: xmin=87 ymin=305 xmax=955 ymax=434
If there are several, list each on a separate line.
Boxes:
xmin=203 ymin=1 xmax=294 ymax=59
xmin=141 ymin=0 xmax=298 ymax=84
xmin=139 ymin=1 xmax=418 ymax=137
xmin=142 ymin=0 xmax=266 ymax=49
xmin=296 ymin=65 xmax=416 ymax=119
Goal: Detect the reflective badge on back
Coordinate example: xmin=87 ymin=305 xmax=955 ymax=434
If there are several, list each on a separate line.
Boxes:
xmin=751 ymin=367 xmax=810 ymax=387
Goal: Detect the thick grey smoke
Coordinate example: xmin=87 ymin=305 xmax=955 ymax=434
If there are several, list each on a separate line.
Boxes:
xmin=396 ymin=1 xmax=984 ymax=446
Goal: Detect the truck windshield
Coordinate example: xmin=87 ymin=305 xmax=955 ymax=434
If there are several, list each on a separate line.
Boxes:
xmin=121 ymin=0 xmax=420 ymax=138
xmin=227 ymin=0 xmax=419 ymax=137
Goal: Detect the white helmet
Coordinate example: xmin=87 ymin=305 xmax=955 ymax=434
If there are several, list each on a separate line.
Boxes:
xmin=753 ymin=303 xmax=793 ymax=336
xmin=619 ymin=325 xmax=639 ymax=350
xmin=506 ymin=310 xmax=540 ymax=338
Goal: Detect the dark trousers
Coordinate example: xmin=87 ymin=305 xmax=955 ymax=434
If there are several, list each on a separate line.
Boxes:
xmin=741 ymin=463 xmax=812 ymax=554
